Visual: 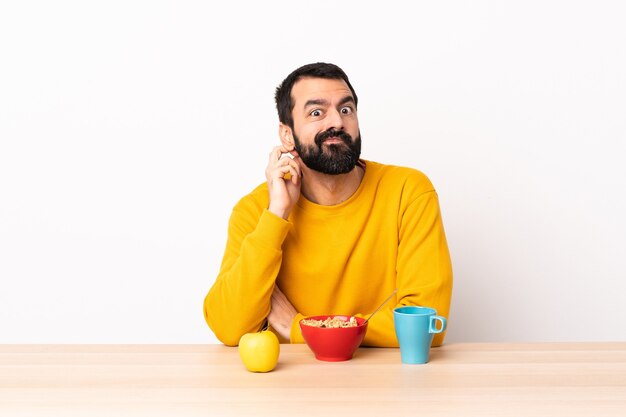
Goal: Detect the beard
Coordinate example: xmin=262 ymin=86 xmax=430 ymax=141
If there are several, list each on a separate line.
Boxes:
xmin=293 ymin=128 xmax=362 ymax=175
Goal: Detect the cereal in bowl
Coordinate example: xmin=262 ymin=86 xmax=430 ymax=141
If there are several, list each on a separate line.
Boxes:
xmin=301 ymin=316 xmax=358 ymax=328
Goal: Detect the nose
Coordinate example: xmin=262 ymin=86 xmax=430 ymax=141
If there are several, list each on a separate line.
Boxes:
xmin=323 ymin=107 xmax=344 ymax=132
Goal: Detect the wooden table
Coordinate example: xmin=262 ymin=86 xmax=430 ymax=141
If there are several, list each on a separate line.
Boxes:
xmin=1 ymin=343 xmax=625 ymax=416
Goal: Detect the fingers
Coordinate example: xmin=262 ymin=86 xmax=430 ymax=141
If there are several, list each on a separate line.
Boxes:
xmin=265 ymin=145 xmax=302 ymax=220
xmin=269 ymin=145 xmax=296 ymax=164
xmin=268 ymin=146 xmax=281 ymax=164
xmin=281 ymin=158 xmax=301 ymax=183
xmin=273 ymin=285 xmax=284 ymax=297
xmin=271 ymin=285 xmax=292 ymax=311
xmin=268 ymin=153 xmax=300 ymax=181
xmin=271 ymin=162 xmax=298 ymax=182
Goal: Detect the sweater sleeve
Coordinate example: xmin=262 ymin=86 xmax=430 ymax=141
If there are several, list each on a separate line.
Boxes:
xmin=358 ymin=190 xmax=453 ymax=347
xmin=204 ymin=205 xmax=291 ymax=346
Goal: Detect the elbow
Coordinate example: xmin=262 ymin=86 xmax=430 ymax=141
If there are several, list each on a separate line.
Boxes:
xmin=205 ymin=312 xmax=243 ymax=347
xmin=203 ymin=296 xmax=245 ymax=347
xmin=208 ymin=320 xmax=247 ymax=347
xmin=216 ymin=332 xmax=243 ymax=347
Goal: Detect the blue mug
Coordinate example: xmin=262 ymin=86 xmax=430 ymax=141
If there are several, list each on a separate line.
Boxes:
xmin=393 ymin=306 xmax=447 ymax=364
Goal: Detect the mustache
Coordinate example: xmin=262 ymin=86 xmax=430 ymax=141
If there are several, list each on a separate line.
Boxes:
xmin=314 ymin=129 xmax=352 ymax=147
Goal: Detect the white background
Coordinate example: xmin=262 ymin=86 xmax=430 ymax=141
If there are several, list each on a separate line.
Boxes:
xmin=1 ymin=1 xmax=625 ymax=344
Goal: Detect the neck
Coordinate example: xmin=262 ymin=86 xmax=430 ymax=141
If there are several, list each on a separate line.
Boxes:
xmin=300 ymin=162 xmax=365 ymax=206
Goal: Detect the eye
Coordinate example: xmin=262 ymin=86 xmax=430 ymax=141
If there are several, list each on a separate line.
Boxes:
xmin=310 ymin=109 xmax=322 ymax=117
xmin=340 ymin=106 xmax=353 ymax=115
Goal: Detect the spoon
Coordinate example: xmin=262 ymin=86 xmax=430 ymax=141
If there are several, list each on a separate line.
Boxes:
xmin=364 ymin=288 xmax=398 ymax=324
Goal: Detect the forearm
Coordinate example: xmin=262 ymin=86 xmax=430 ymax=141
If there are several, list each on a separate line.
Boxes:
xmin=357 ymin=308 xmax=397 ymax=347
xmin=357 ymin=285 xmax=452 ymax=347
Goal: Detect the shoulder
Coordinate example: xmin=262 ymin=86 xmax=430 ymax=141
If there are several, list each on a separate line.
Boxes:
xmin=364 ymin=160 xmax=435 ymax=200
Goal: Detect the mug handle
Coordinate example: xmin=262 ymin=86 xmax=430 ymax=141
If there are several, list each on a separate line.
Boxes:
xmin=429 ymin=315 xmax=447 ymax=334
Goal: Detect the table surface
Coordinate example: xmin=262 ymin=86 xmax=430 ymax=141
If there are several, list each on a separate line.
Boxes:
xmin=1 ymin=343 xmax=625 ymax=417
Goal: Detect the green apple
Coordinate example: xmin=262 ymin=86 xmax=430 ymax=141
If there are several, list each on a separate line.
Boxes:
xmin=238 ymin=330 xmax=280 ymax=372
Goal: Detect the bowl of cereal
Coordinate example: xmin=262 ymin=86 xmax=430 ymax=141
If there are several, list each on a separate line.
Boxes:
xmin=299 ymin=315 xmax=368 ymax=361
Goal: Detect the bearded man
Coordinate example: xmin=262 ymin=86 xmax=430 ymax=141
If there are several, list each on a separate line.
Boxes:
xmin=204 ymin=63 xmax=453 ymax=347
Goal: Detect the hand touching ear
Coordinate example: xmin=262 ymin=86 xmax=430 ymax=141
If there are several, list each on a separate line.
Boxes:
xmin=266 ymin=145 xmax=302 ymax=219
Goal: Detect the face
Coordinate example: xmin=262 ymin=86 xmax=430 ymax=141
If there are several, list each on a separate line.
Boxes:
xmin=288 ymin=77 xmax=361 ymax=175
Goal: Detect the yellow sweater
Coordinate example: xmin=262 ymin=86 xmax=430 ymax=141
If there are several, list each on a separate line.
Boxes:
xmin=204 ymin=160 xmax=453 ymax=347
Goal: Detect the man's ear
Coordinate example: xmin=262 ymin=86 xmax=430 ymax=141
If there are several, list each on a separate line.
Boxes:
xmin=278 ymin=124 xmax=294 ymax=150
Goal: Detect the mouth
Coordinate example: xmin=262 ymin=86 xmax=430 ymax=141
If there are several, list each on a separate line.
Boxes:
xmin=323 ymin=136 xmax=344 ymax=144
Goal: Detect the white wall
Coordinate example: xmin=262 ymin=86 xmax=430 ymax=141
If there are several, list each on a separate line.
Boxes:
xmin=1 ymin=1 xmax=625 ymax=343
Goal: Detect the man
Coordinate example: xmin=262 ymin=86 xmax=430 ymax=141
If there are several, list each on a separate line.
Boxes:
xmin=204 ymin=63 xmax=452 ymax=347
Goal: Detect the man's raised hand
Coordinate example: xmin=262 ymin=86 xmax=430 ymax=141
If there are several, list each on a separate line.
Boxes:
xmin=266 ymin=146 xmax=302 ymax=219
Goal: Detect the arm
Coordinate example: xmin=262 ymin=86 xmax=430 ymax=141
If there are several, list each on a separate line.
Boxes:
xmin=204 ymin=207 xmax=291 ymax=346
xmin=203 ymin=146 xmax=301 ymax=346
xmin=360 ymin=190 xmax=453 ymax=347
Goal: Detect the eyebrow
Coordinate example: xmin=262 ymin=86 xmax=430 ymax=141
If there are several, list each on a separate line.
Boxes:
xmin=303 ymin=95 xmax=355 ymax=109
xmin=338 ymin=96 xmax=355 ymax=106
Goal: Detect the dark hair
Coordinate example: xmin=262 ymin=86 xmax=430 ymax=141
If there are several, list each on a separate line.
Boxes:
xmin=275 ymin=62 xmax=358 ymax=129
